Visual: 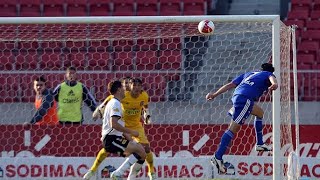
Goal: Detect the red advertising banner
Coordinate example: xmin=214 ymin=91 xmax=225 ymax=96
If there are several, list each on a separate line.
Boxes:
xmin=0 ymin=124 xmax=319 ymax=158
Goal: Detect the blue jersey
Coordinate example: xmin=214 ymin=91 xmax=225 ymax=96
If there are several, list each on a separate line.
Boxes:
xmin=232 ymin=71 xmax=275 ymax=100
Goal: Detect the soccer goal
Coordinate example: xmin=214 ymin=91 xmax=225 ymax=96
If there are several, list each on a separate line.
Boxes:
xmin=0 ymin=15 xmax=295 ymax=180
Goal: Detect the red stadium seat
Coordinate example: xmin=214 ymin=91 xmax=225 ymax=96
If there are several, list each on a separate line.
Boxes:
xmin=291 ymin=0 xmax=312 ymax=11
xmin=284 ymin=20 xmax=305 ymax=28
xmin=301 ymin=30 xmax=320 ymax=40
xmin=0 ymin=0 xmax=17 ymax=17
xmin=159 ymin=50 xmax=181 ymax=70
xmin=46 ymin=73 xmax=65 ymax=89
xmin=65 ymin=41 xmax=87 ymax=52
xmin=159 ymin=0 xmax=182 ymax=16
xmin=17 ymin=41 xmax=40 ymax=49
xmin=143 ymin=74 xmax=166 ymax=101
xmin=306 ymin=20 xmax=320 ymax=29
xmin=113 ymin=51 xmax=134 ymax=71
xmin=310 ymin=10 xmax=320 ymax=19
xmin=298 ymin=63 xmax=312 ymax=69
xmin=66 ymin=0 xmax=87 ymax=16
xmin=20 ymin=74 xmax=37 ymax=102
xmin=0 ymin=41 xmax=15 ymax=50
xmin=313 ymin=0 xmax=320 ymax=10
xmin=16 ymin=50 xmax=38 ymax=70
xmin=136 ymin=38 xmax=158 ymax=51
xmin=298 ymin=40 xmax=319 ymax=53
xmin=113 ymin=1 xmax=135 ymax=16
xmin=160 ymin=37 xmax=182 ymax=50
xmin=40 ymin=24 xmax=65 ymax=41
xmin=19 ymin=0 xmax=41 ymax=17
xmin=40 ymin=40 xmax=64 ymax=51
xmin=291 ymin=0 xmax=312 ymax=5
xmin=113 ymin=39 xmax=134 ymax=51
xmin=312 ymin=64 xmax=320 ymax=69
xmin=136 ymin=50 xmax=158 ymax=70
xmin=297 ymin=53 xmax=315 ymax=64
xmin=183 ymin=0 xmax=206 ymax=15
xmin=89 ymin=73 xmax=108 ymax=101
xmin=0 ymin=51 xmax=14 ymax=70
xmin=43 ymin=0 xmax=65 ymax=16
xmin=0 ymin=74 xmax=20 ymax=102
xmin=39 ymin=51 xmax=63 ymax=70
xmin=136 ymin=0 xmax=158 ymax=16
xmin=68 ymin=52 xmax=86 ymax=70
xmin=88 ymin=40 xmax=110 ymax=51
xmin=287 ymin=10 xmax=309 ymax=20
xmin=88 ymin=0 xmax=111 ymax=16
xmin=87 ymin=52 xmax=110 ymax=70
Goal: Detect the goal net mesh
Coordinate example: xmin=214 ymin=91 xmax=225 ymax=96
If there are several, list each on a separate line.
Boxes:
xmin=0 ymin=20 xmax=293 ymax=179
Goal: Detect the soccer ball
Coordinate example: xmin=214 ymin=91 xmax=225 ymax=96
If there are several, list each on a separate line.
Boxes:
xmin=198 ymin=20 xmax=215 ymax=35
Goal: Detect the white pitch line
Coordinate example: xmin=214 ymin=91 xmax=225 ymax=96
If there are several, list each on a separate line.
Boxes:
xmin=193 ymin=134 xmax=210 ymax=151
xmin=182 ymin=130 xmax=189 ymax=146
xmin=35 ymin=134 xmax=51 ymax=151
xmin=24 ymin=130 xmax=31 ymax=147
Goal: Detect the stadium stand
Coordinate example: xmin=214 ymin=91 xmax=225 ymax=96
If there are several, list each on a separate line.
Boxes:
xmin=0 ymin=0 xmax=17 ymax=17
xmin=1 ymin=0 xmax=317 ymax=102
xmin=159 ymin=0 xmax=182 ymax=16
xmin=19 ymin=0 xmax=42 ymax=17
xmin=285 ymin=0 xmax=320 ymax=101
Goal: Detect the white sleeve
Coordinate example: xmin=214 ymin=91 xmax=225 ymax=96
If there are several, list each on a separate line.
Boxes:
xmin=110 ymin=102 xmax=122 ymax=117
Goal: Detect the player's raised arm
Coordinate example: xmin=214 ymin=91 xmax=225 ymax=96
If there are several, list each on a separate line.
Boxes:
xmin=92 ymin=95 xmax=113 ymax=120
xmin=268 ymin=75 xmax=278 ymax=91
xmin=206 ymin=82 xmax=237 ymax=100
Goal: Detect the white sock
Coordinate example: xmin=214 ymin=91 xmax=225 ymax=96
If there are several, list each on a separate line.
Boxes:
xmin=116 ymin=154 xmax=138 ymax=175
xmin=128 ymin=162 xmax=143 ymax=179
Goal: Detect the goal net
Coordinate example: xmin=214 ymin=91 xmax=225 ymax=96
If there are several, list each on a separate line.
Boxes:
xmin=0 ymin=16 xmax=293 ymax=180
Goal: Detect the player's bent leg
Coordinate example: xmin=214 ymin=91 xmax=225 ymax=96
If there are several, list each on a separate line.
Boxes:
xmin=112 ymin=141 xmax=146 ymax=178
xmin=91 ymin=148 xmax=109 ymax=172
xmin=128 ymin=159 xmax=145 ymax=179
xmin=251 ymin=104 xmax=271 ymax=151
xmin=143 ymin=144 xmax=156 ymax=180
xmin=211 ymin=154 xmax=226 ymax=174
xmin=212 ymin=121 xmax=240 ymax=174
xmin=83 ymin=148 xmax=109 ymax=179
xmin=251 ymin=104 xmax=264 ymax=119
xmin=124 ymin=141 xmax=146 ymax=159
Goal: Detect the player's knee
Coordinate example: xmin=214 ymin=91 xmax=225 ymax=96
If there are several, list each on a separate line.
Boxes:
xmin=229 ymin=121 xmax=241 ymax=134
xmin=133 ymin=151 xmax=146 ymax=160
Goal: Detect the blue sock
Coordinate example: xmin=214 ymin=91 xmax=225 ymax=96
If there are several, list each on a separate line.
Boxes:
xmin=215 ymin=130 xmax=234 ymax=160
xmin=254 ymin=117 xmax=264 ymax=145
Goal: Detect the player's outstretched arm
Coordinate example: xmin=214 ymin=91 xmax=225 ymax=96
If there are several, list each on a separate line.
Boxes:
xmin=206 ymin=82 xmax=237 ymax=100
xmin=268 ymin=76 xmax=278 ymax=91
xmin=142 ymin=105 xmax=152 ymax=125
xmin=92 ymin=104 xmax=105 ymax=120
xmin=92 ymin=95 xmax=113 ymax=120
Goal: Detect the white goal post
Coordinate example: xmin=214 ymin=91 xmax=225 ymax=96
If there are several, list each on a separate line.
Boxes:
xmin=0 ymin=15 xmax=294 ymax=180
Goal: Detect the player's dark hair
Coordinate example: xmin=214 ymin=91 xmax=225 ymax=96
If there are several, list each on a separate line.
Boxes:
xmin=34 ymin=76 xmax=46 ymax=83
xmin=66 ymin=66 xmax=77 ymax=72
xmin=120 ymin=76 xmax=131 ymax=82
xmin=108 ymin=80 xmax=122 ymax=95
xmin=261 ymin=63 xmax=275 ymax=73
xmin=130 ymin=77 xmax=143 ymax=85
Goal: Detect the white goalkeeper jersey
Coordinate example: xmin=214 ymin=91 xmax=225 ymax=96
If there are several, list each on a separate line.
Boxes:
xmin=101 ymin=98 xmax=124 ymax=141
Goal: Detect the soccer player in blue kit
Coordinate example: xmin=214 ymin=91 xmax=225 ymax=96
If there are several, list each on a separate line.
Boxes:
xmin=205 ymin=63 xmax=278 ymax=174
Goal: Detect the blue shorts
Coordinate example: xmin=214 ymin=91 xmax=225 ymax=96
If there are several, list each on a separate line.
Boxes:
xmin=228 ymin=95 xmax=254 ymax=125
